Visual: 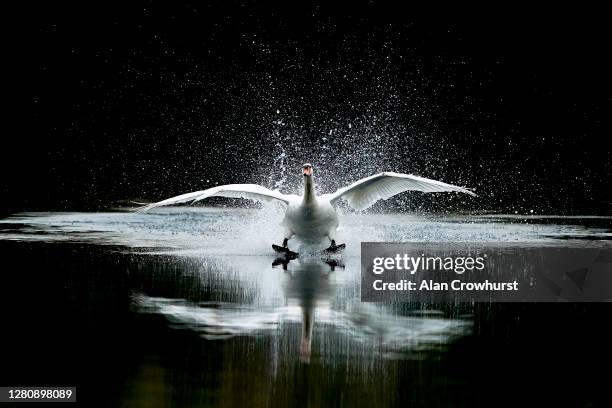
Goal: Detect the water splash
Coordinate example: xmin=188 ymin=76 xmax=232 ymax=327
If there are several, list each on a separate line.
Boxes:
xmin=1 ymin=209 xmax=610 ymax=252
xmin=268 ymin=142 xmax=288 ymax=192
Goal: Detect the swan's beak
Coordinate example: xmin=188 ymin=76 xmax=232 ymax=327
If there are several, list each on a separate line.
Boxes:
xmin=302 ymin=166 xmax=313 ymax=176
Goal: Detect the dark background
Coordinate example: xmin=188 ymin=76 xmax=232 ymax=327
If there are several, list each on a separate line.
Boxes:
xmin=4 ymin=2 xmax=611 ymax=216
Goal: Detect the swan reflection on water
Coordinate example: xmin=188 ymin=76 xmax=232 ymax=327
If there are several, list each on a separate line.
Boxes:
xmin=280 ymin=258 xmax=338 ymax=363
xmin=133 ymin=255 xmax=471 ymax=364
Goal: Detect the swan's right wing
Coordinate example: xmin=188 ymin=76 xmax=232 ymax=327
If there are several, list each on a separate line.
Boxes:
xmin=136 ymin=184 xmax=292 ymax=212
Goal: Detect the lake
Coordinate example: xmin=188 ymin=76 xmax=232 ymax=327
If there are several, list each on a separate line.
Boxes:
xmin=1 ymin=208 xmax=611 ymax=407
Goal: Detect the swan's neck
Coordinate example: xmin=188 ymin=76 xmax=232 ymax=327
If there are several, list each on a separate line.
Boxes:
xmin=303 ymin=176 xmax=317 ymax=205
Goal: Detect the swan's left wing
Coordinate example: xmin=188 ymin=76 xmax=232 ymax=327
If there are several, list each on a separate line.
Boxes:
xmin=326 ymin=172 xmax=476 ymax=210
xmin=136 ymin=184 xmax=293 ymax=212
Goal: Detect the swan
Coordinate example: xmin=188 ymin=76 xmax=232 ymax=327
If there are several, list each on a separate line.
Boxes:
xmin=138 ymin=164 xmax=476 ymax=252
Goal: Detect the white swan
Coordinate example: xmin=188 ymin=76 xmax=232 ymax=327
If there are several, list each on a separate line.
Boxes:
xmin=138 ymin=164 xmax=476 ymax=251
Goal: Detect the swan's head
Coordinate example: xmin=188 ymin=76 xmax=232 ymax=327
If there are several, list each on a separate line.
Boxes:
xmin=302 ymin=163 xmax=313 ymax=177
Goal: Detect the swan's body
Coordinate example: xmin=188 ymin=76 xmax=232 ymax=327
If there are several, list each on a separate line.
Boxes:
xmin=138 ymin=164 xmax=476 ymax=250
xmin=283 ymin=196 xmax=338 ymax=244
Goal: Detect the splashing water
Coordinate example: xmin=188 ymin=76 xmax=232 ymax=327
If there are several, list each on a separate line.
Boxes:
xmin=268 ymin=143 xmax=288 ymax=192
xmin=1 ymin=209 xmax=611 ymax=253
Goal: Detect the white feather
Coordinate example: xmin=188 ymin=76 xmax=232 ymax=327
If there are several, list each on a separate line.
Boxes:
xmin=326 ymin=172 xmax=476 ymax=210
xmin=136 ymin=184 xmax=293 ymax=212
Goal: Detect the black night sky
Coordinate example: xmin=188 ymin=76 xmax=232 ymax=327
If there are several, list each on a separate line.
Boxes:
xmin=4 ymin=2 xmax=611 ymax=216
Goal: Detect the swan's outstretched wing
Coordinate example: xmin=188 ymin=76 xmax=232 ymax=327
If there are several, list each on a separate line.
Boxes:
xmin=136 ymin=184 xmax=292 ymax=212
xmin=326 ymin=172 xmax=476 ymax=210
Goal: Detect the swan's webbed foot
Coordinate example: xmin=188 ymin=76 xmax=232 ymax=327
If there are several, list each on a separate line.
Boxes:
xmin=282 ymin=238 xmax=288 ymax=247
xmin=272 ymin=243 xmax=299 ymax=260
xmin=323 ymin=240 xmax=346 ymax=254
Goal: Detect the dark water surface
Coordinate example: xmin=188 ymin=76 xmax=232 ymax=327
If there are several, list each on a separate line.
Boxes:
xmin=1 ymin=210 xmax=611 ymax=407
